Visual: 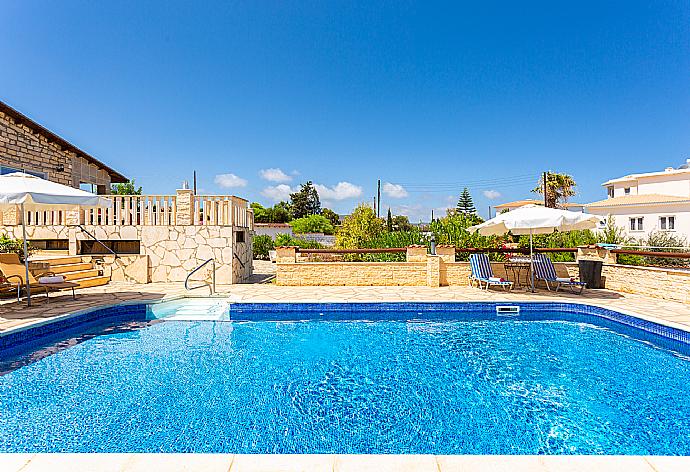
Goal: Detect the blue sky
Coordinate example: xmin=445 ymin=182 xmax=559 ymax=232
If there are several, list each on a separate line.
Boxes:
xmin=1 ymin=1 xmax=689 ymax=220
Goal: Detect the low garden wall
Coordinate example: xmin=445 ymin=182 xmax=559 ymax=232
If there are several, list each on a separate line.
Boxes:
xmin=602 ymin=264 xmax=689 ymax=304
xmin=275 ymin=246 xmax=689 ymax=305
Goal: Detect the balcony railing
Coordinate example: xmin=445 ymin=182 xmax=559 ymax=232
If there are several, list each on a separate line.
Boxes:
xmin=16 ymin=193 xmax=254 ymax=229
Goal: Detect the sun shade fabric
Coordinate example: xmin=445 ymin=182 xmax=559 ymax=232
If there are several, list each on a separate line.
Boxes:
xmin=468 ymin=204 xmax=599 ymax=236
xmin=0 ymin=172 xmax=110 ymax=210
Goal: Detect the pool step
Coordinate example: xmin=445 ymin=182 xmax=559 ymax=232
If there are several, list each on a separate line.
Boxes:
xmin=150 ymin=299 xmax=230 ymax=321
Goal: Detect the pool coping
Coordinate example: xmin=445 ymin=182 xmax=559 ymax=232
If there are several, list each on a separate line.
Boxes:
xmin=2 ymin=452 xmax=690 ymax=471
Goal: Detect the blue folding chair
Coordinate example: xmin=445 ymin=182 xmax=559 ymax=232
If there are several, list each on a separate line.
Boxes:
xmin=469 ymin=254 xmax=513 ymax=291
xmin=533 ymin=253 xmax=586 ymax=294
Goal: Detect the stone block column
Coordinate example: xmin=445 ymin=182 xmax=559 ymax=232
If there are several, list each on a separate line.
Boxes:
xmin=436 ymin=245 xmax=455 ymax=263
xmin=176 ymin=189 xmax=194 ymax=225
xmin=2 ymin=206 xmax=21 ymax=226
xmin=576 ymin=246 xmax=616 ymax=264
xmin=406 ymin=245 xmax=427 ymax=262
xmin=276 ymin=246 xmax=297 ymax=263
xmin=427 ymin=255 xmax=442 ymax=287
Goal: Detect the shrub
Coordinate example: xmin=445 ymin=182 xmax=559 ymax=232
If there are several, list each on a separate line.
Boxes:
xmin=643 ymin=232 xmax=690 ymax=268
xmin=0 ymin=235 xmax=33 ymax=262
xmin=336 ymin=204 xmax=385 ymax=260
xmin=252 ymin=235 xmax=275 ymax=260
xmin=290 ymin=214 xmax=334 ymax=235
xmin=274 ymin=233 xmax=324 ymax=249
xmin=362 ymin=229 xmax=428 ymax=262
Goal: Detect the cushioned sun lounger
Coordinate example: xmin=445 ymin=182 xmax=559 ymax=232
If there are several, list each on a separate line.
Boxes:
xmin=533 ymin=253 xmax=586 ymax=294
xmin=469 ymin=253 xmax=513 ymax=291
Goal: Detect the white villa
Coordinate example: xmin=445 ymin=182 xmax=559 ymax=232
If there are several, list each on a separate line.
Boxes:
xmin=493 ymin=199 xmax=585 ymax=213
xmin=585 ymin=159 xmax=690 ymax=241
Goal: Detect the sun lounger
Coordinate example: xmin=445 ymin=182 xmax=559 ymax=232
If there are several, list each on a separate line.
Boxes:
xmin=469 ymin=253 xmax=513 ymax=291
xmin=0 ymin=253 xmax=78 ymax=301
xmin=533 ymin=253 xmax=586 ymax=294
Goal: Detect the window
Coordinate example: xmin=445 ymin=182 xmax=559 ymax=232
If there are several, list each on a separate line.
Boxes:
xmin=0 ymin=165 xmax=47 ymax=179
xmin=80 ymin=183 xmax=97 ymax=194
xmin=629 ymin=217 xmax=644 ymax=231
xmin=624 ymin=187 xmax=631 ymax=195
xmin=235 ymin=231 xmax=245 ymax=243
xmin=659 ymin=216 xmax=675 ymax=231
xmin=607 ymin=187 xmax=614 ymax=198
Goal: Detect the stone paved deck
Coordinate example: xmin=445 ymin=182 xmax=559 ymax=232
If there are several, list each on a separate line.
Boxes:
xmin=2 ymin=453 xmax=689 ymax=471
xmin=2 ymin=281 xmax=690 ymax=333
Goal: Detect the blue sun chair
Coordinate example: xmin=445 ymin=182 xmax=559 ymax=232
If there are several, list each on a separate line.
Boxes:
xmin=533 ymin=253 xmax=586 ymax=294
xmin=469 ymin=253 xmax=513 ymax=291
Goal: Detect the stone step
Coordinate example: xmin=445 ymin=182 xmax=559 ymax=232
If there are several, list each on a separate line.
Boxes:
xmin=73 ymin=275 xmax=110 ymax=289
xmin=59 ymin=269 xmax=101 ymax=281
xmin=48 ymin=263 xmax=94 ymax=274
xmin=32 ymin=256 xmax=84 ymax=265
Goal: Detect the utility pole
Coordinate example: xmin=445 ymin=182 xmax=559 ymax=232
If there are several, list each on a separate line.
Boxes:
xmin=193 ymin=170 xmax=197 ymax=195
xmin=542 ymin=171 xmax=548 ymax=208
xmin=488 ymin=205 xmax=491 ymax=219
xmin=377 ymin=179 xmax=381 ymax=218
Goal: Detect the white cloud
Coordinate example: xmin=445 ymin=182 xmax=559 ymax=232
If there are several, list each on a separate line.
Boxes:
xmin=382 ymin=182 xmax=408 ymax=199
xmin=259 ymin=168 xmax=292 ymax=183
xmin=314 ymin=182 xmax=363 ymax=201
xmin=214 ymin=173 xmax=248 ymax=188
xmin=483 ymin=189 xmax=502 ymax=200
xmin=261 ymin=184 xmax=294 ymax=202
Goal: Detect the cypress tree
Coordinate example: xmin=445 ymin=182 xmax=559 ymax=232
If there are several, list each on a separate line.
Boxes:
xmin=387 ymin=208 xmax=393 ymax=232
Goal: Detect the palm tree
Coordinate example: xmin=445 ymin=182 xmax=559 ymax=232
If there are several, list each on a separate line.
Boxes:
xmin=532 ymin=172 xmax=576 ymax=208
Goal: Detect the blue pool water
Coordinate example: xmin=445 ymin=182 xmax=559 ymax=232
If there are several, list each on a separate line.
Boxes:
xmin=1 ymin=305 xmax=690 ymax=454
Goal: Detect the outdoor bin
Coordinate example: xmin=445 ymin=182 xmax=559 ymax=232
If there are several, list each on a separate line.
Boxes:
xmin=578 ymin=260 xmax=603 ymax=289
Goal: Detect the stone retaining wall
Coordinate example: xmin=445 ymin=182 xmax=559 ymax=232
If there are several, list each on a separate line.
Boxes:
xmin=602 ymin=264 xmax=690 ymax=304
xmin=1 ymin=224 xmax=253 ymax=284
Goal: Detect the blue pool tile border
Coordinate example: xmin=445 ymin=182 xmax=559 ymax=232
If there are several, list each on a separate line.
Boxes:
xmin=0 ymin=304 xmax=147 ymax=352
xmin=229 ymin=302 xmax=690 ymax=347
xmin=2 ymin=300 xmax=689 ymax=355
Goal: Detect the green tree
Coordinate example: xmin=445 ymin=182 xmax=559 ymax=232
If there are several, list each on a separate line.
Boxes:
xmin=392 ymin=215 xmax=414 ymax=232
xmin=386 ymin=208 xmax=393 ymax=232
xmin=336 ymin=204 xmax=385 ymax=252
xmin=111 ymin=179 xmax=142 ymax=195
xmin=290 ymin=214 xmax=335 ymax=235
xmin=321 ymin=208 xmax=341 ymax=227
xmin=532 ymin=172 xmax=576 ymax=208
xmin=290 ymin=181 xmax=321 ymax=219
xmin=251 ymin=202 xmax=291 ymax=223
xmin=456 ymin=188 xmax=476 ymax=214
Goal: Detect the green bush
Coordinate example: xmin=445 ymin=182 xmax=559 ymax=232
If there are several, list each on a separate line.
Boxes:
xmin=0 ymin=235 xmax=32 ymax=262
xmin=252 ymin=235 xmax=275 ymax=260
xmin=290 ymin=214 xmax=334 ymax=235
xmin=274 ymin=233 xmax=324 ymax=249
xmin=643 ymin=232 xmax=690 ymax=268
xmin=362 ymin=229 xmax=428 ymax=261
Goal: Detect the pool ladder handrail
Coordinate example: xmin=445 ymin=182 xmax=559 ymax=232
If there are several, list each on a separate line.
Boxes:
xmin=185 ymin=258 xmax=216 ymax=294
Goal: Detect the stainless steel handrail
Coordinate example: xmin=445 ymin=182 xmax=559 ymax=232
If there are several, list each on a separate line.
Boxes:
xmin=185 ymin=258 xmax=216 ymax=294
xmin=77 ymin=224 xmax=118 ymax=258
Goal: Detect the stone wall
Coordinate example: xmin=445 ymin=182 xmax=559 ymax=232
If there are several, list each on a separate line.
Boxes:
xmin=0 ymin=110 xmax=112 ymax=191
xmin=602 ymin=264 xmax=690 ymax=304
xmin=0 ymin=224 xmax=253 ymax=284
xmin=276 ymin=262 xmax=427 ymax=286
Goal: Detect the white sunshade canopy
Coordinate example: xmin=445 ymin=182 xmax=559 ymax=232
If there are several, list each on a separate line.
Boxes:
xmin=469 ymin=204 xmax=600 ymax=236
xmin=0 ymin=172 xmax=111 ymax=210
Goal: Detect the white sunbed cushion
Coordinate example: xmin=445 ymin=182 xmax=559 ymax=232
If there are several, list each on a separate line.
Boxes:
xmin=489 ymin=277 xmax=507 ymax=283
xmin=38 ymin=275 xmax=66 ymax=284
xmin=556 ymin=277 xmax=576 ymax=283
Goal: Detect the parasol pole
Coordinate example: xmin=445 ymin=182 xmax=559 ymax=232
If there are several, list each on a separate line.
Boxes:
xmin=21 ymin=202 xmax=32 ymax=306
xmin=529 ymin=228 xmax=535 ymax=292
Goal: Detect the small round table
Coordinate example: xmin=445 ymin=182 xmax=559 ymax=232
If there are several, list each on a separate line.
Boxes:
xmin=504 ymin=261 xmax=532 ymax=288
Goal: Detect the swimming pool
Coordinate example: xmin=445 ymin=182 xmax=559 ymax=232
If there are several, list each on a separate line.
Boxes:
xmin=1 ymin=301 xmax=690 ymax=454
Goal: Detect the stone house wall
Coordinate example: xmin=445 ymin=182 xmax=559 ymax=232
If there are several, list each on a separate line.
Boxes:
xmin=0 ymin=224 xmax=253 ymax=284
xmin=0 ymin=109 xmax=114 ymax=192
